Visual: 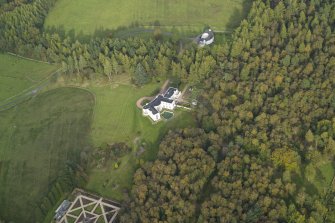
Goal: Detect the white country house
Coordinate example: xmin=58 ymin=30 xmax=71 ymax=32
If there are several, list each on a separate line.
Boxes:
xmin=197 ymin=29 xmax=214 ymax=46
xmin=143 ymin=87 xmax=181 ymax=122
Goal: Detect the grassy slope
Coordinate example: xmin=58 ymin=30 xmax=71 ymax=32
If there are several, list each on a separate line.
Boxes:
xmin=314 ymin=162 xmax=335 ymax=193
xmin=90 ymin=83 xmax=163 ymax=146
xmin=294 ymin=160 xmax=335 ymax=198
xmin=0 ymin=87 xmax=94 ymax=222
xmin=44 ymin=0 xmax=251 ymax=35
xmin=85 ymin=83 xmax=196 ymax=200
xmin=0 ymin=54 xmax=58 ymax=101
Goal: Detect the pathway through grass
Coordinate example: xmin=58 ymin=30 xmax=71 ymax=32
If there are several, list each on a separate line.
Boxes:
xmin=0 ymin=53 xmax=58 ymax=102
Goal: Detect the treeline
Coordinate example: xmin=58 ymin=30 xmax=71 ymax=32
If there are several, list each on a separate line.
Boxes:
xmin=0 ymin=0 xmax=216 ymax=85
xmin=123 ymin=0 xmax=335 ymax=222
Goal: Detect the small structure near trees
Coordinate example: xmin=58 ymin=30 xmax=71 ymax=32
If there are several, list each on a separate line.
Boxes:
xmin=54 ymin=200 xmax=71 ymax=221
xmin=196 ymin=29 xmax=214 ymax=46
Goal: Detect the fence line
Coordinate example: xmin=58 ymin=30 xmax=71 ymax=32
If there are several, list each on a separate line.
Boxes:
xmin=6 ymin=52 xmax=55 ymax=65
xmin=0 ymin=68 xmax=62 ymax=112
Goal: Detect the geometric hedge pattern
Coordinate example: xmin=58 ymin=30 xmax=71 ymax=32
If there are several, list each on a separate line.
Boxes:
xmin=59 ymin=191 xmax=120 ymax=223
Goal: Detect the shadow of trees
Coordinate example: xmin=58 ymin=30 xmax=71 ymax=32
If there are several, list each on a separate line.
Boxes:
xmin=225 ymin=0 xmax=252 ymax=29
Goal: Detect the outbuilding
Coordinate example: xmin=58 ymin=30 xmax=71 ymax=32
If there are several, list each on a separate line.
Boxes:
xmin=197 ymin=29 xmax=214 ymax=46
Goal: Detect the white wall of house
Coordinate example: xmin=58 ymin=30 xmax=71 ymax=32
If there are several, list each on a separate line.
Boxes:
xmin=206 ymin=37 xmax=214 ymax=45
xmin=149 ymin=112 xmax=160 ymax=122
xmin=142 ymin=88 xmax=181 ymax=122
xmin=171 ymin=91 xmax=181 ymax=100
xmin=200 ymin=37 xmax=214 ymax=46
xmin=143 ymin=108 xmax=149 ymax=116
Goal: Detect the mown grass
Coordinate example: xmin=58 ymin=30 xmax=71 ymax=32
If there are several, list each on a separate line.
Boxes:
xmin=89 ymin=83 xmax=161 ymax=147
xmin=0 ymin=87 xmax=94 ymax=222
xmin=313 ymin=162 xmax=335 ymax=194
xmin=85 ymin=83 xmax=196 ymax=200
xmin=44 ymin=0 xmax=251 ymax=35
xmin=294 ymin=160 xmax=335 ymax=198
xmin=0 ymin=53 xmax=58 ymax=101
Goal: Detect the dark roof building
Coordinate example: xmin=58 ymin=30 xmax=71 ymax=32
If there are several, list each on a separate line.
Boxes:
xmin=164 ymin=87 xmax=178 ymax=99
xmin=143 ymin=95 xmax=174 ymax=114
xmin=142 ymin=86 xmax=181 ymax=122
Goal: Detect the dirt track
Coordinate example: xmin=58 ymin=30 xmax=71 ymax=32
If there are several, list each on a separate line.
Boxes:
xmin=136 ymin=96 xmax=154 ymax=109
xmin=136 ymin=80 xmax=170 ymax=109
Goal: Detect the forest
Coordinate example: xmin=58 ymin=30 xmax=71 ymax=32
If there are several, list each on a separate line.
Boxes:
xmin=120 ymin=0 xmax=335 ymax=222
xmin=0 ymin=0 xmax=335 ymax=222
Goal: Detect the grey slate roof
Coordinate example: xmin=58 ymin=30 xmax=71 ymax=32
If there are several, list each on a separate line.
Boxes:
xmin=164 ymin=87 xmax=178 ymax=99
xmin=196 ymin=29 xmax=214 ymax=45
xmin=143 ymin=95 xmax=174 ymax=115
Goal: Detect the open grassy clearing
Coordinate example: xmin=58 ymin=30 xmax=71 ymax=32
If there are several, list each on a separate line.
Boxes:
xmin=85 ymin=83 xmax=196 ymax=200
xmin=294 ymin=160 xmax=335 ymax=198
xmin=0 ymin=53 xmax=58 ymax=102
xmin=0 ymin=87 xmax=94 ymax=222
xmin=312 ymin=161 xmax=335 ymax=194
xmin=44 ymin=0 xmax=251 ymax=35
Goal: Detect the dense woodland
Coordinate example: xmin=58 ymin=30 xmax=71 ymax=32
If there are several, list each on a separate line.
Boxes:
xmin=1 ymin=0 xmax=335 ymax=222
xmin=121 ymin=0 xmax=335 ymax=222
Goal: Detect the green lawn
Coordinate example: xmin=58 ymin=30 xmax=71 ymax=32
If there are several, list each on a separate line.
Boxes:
xmin=85 ymin=83 xmax=196 ymax=200
xmin=294 ymin=160 xmax=335 ymax=198
xmin=0 ymin=87 xmax=94 ymax=222
xmin=0 ymin=53 xmax=58 ymax=102
xmin=44 ymin=0 xmax=251 ymax=35
xmin=313 ymin=162 xmax=335 ymax=194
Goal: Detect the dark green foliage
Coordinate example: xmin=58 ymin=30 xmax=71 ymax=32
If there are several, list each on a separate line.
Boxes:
xmin=121 ymin=129 xmax=216 ymax=222
xmin=90 ymin=143 xmax=131 ymax=169
xmin=123 ymin=0 xmax=335 ymax=222
xmin=133 ymin=63 xmax=149 ymax=86
xmin=201 ymin=146 xmax=288 ymax=222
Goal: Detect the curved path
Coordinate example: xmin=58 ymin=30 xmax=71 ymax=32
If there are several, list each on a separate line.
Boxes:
xmin=136 ymin=79 xmax=170 ymax=109
xmin=136 ymin=96 xmax=154 ymax=109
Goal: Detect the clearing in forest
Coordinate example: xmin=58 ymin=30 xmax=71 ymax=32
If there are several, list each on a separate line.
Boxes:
xmin=0 ymin=87 xmax=95 ymax=222
xmin=44 ymin=0 xmax=251 ymax=35
xmin=0 ymin=53 xmax=58 ymax=102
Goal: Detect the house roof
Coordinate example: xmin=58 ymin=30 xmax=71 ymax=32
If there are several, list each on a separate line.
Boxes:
xmin=196 ymin=29 xmax=214 ymax=45
xmin=143 ymin=95 xmax=174 ymax=115
xmin=164 ymin=87 xmax=178 ymax=99
xmin=200 ymin=29 xmax=214 ymax=41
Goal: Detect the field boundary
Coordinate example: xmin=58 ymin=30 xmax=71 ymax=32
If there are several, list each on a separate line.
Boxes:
xmin=6 ymin=52 xmax=55 ymax=65
xmin=0 ymin=67 xmax=62 ymax=112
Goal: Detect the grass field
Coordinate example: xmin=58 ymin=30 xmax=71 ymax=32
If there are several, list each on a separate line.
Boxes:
xmin=44 ymin=0 xmax=251 ymax=35
xmin=294 ymin=160 xmax=335 ymax=198
xmin=312 ymin=162 xmax=335 ymax=194
xmin=0 ymin=54 xmax=58 ymax=102
xmin=0 ymin=87 xmax=95 ymax=222
xmin=85 ymin=83 xmax=196 ymax=200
